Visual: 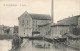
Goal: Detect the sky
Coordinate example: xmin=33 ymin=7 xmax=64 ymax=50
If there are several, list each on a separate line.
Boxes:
xmin=0 ymin=0 xmax=80 ymax=27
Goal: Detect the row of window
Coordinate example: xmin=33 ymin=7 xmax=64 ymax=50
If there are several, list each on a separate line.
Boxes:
xmin=22 ymin=20 xmax=29 ymax=23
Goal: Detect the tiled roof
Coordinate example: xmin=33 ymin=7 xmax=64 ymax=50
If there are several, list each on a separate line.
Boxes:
xmin=66 ymin=33 xmax=80 ymax=39
xmin=57 ymin=15 xmax=80 ymax=25
xmin=38 ymin=23 xmax=51 ymax=27
xmin=19 ymin=11 xmax=52 ymax=20
xmin=51 ymin=23 xmax=70 ymax=27
xmin=30 ymin=14 xmax=51 ymax=20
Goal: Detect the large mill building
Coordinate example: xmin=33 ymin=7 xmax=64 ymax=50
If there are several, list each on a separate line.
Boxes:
xmin=18 ymin=11 xmax=52 ymax=37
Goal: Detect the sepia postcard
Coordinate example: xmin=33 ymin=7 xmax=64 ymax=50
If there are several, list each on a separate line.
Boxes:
xmin=0 ymin=0 xmax=80 ymax=51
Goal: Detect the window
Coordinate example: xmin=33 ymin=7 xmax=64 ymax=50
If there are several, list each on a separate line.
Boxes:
xmin=22 ymin=20 xmax=24 ymax=23
xmin=25 ymin=14 xmax=27 ymax=16
xmin=22 ymin=24 xmax=24 ymax=26
xmin=27 ymin=21 xmax=29 ymax=25
xmin=36 ymin=29 xmax=37 ymax=31
xmin=24 ymin=33 xmax=25 ymax=35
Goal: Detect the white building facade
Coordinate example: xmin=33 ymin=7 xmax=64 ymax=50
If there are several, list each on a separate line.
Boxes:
xmin=18 ymin=12 xmax=32 ymax=37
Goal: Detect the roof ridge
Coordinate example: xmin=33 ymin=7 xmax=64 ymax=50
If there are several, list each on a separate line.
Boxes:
xmin=19 ymin=11 xmax=51 ymax=20
xmin=29 ymin=13 xmax=50 ymax=16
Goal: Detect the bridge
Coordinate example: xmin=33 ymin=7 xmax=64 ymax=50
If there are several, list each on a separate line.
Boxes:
xmin=21 ymin=36 xmax=67 ymax=43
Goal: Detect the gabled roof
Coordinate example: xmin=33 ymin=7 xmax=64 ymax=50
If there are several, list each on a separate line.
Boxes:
xmin=19 ymin=11 xmax=28 ymax=18
xmin=19 ymin=11 xmax=52 ymax=20
xmin=30 ymin=14 xmax=51 ymax=20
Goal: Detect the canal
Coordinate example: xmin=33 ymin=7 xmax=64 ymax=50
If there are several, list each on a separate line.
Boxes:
xmin=14 ymin=39 xmax=80 ymax=51
xmin=0 ymin=39 xmax=12 ymax=51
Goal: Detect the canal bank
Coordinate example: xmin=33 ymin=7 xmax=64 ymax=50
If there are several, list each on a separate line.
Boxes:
xmin=19 ymin=36 xmax=80 ymax=50
xmin=30 ymin=36 xmax=80 ymax=50
xmin=1 ymin=35 xmax=79 ymax=51
xmin=0 ymin=35 xmax=23 ymax=51
xmin=64 ymin=38 xmax=80 ymax=50
xmin=10 ymin=39 xmax=80 ymax=51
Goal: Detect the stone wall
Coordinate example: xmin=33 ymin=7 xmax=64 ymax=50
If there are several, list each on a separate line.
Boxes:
xmin=38 ymin=24 xmax=51 ymax=38
xmin=18 ymin=13 xmax=32 ymax=37
xmin=66 ymin=38 xmax=80 ymax=49
xmin=51 ymin=25 xmax=69 ymax=38
xmin=78 ymin=17 xmax=80 ymax=27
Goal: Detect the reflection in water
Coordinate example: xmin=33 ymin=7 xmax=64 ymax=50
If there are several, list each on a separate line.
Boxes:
xmin=0 ymin=39 xmax=12 ymax=51
xmin=17 ymin=39 xmax=80 ymax=51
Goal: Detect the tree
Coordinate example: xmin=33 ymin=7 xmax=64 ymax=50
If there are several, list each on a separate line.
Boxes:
xmin=3 ymin=28 xmax=10 ymax=34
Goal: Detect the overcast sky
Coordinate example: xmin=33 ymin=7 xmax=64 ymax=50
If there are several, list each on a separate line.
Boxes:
xmin=0 ymin=0 xmax=80 ymax=27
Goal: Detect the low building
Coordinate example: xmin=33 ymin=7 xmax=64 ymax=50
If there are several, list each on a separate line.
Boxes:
xmin=3 ymin=26 xmax=10 ymax=35
xmin=56 ymin=15 xmax=80 ymax=36
xmin=9 ymin=27 xmax=14 ymax=35
xmin=0 ymin=25 xmax=4 ymax=35
xmin=0 ymin=25 xmax=11 ymax=35
xmin=51 ymin=24 xmax=70 ymax=39
xmin=38 ymin=23 xmax=51 ymax=38
xmin=13 ymin=26 xmax=18 ymax=34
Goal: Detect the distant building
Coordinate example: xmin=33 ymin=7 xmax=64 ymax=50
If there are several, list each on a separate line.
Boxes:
xmin=8 ymin=26 xmax=19 ymax=35
xmin=13 ymin=26 xmax=18 ymax=34
xmin=0 ymin=25 xmax=10 ymax=35
xmin=0 ymin=25 xmax=4 ymax=35
xmin=9 ymin=27 xmax=14 ymax=35
xmin=18 ymin=11 xmax=52 ymax=37
xmin=3 ymin=26 xmax=10 ymax=35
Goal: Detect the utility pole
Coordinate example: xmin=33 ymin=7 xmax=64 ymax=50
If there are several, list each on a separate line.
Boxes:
xmin=51 ymin=0 xmax=54 ymax=23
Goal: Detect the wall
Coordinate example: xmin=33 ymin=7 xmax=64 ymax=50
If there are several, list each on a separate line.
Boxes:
xmin=57 ymin=26 xmax=69 ymax=35
xmin=9 ymin=27 xmax=14 ymax=35
xmin=51 ymin=26 xmax=57 ymax=38
xmin=78 ymin=17 xmax=80 ymax=27
xmin=0 ymin=25 xmax=4 ymax=35
xmin=66 ymin=39 xmax=80 ymax=49
xmin=38 ymin=24 xmax=51 ymax=38
xmin=51 ymin=25 xmax=70 ymax=38
xmin=19 ymin=13 xmax=32 ymax=37
xmin=32 ymin=19 xmax=51 ymax=32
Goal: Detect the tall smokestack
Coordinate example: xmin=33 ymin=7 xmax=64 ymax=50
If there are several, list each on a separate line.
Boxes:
xmin=51 ymin=0 xmax=54 ymax=23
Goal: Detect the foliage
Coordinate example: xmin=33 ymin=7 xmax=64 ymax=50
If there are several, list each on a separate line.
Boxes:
xmin=3 ymin=28 xmax=10 ymax=34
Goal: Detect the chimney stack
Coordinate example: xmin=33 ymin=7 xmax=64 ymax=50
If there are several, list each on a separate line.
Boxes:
xmin=51 ymin=0 xmax=54 ymax=23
